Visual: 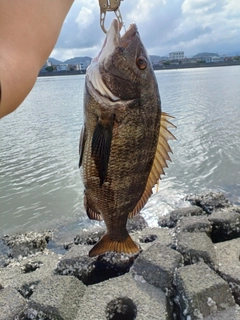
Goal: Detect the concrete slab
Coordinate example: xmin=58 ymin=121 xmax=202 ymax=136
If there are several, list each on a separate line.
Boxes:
xmin=176 ymin=232 xmax=218 ymax=267
xmin=76 ymin=272 xmax=170 ymax=320
xmin=208 ymin=208 xmax=240 ymax=242
xmin=0 ymin=286 xmax=27 ymax=320
xmin=177 ymin=215 xmax=212 ymax=236
xmin=28 ymin=275 xmax=86 ymax=320
xmin=215 ymin=238 xmax=240 ymax=305
xmin=133 ymin=242 xmax=183 ymax=292
xmin=175 ymin=261 xmax=235 ymax=318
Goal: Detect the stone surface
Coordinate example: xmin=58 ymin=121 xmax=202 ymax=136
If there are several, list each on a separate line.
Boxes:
xmin=175 ymin=262 xmax=235 ymax=318
xmin=177 ymin=215 xmax=212 ymax=236
xmin=215 ymin=238 xmax=240 ymax=305
xmin=56 ymin=244 xmax=96 ymax=284
xmin=76 ymin=272 xmax=169 ymax=320
xmin=0 ymin=250 xmax=61 ymax=292
xmin=28 ymin=275 xmax=86 ymax=320
xmin=0 ymin=286 xmax=27 ymax=320
xmin=186 ymin=191 xmax=232 ymax=214
xmin=131 ymin=227 xmax=174 ymax=251
xmin=56 ymin=244 xmax=138 ymax=285
xmin=204 ymin=306 xmax=240 ymax=320
xmin=133 ymin=241 xmax=183 ymax=293
xmin=158 ymin=206 xmax=205 ymax=228
xmin=208 ymin=208 xmax=240 ymax=242
xmin=2 ymin=231 xmax=53 ymax=258
xmin=176 ymin=232 xmax=218 ymax=267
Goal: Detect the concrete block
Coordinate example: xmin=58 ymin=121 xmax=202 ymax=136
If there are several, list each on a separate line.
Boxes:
xmin=215 ymin=238 xmax=240 ymax=305
xmin=2 ymin=231 xmax=52 ymax=258
xmin=177 ymin=215 xmax=212 ymax=236
xmin=208 ymin=208 xmax=240 ymax=242
xmin=175 ymin=262 xmax=235 ymax=318
xmin=176 ymin=232 xmax=217 ymax=267
xmin=0 ymin=286 xmax=27 ymax=320
xmin=76 ymin=273 xmax=170 ymax=320
xmin=186 ymin=191 xmax=232 ymax=214
xmin=133 ymin=242 xmax=183 ymax=292
xmin=0 ymin=251 xmax=61 ymax=291
xmin=29 ymin=275 xmax=86 ymax=320
xmin=131 ymin=227 xmax=174 ymax=251
xmin=170 ymin=206 xmax=205 ymax=223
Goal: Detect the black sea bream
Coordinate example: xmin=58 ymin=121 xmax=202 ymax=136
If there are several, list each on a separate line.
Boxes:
xmin=79 ymin=19 xmax=175 ymax=257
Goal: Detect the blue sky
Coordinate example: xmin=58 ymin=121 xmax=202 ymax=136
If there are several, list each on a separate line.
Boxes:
xmin=51 ymin=0 xmax=240 ymax=61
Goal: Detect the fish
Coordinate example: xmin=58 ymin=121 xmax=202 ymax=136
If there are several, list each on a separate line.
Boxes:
xmin=79 ymin=19 xmax=175 ymax=257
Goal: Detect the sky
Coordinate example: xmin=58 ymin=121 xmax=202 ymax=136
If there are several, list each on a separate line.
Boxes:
xmin=51 ymin=0 xmax=240 ymax=61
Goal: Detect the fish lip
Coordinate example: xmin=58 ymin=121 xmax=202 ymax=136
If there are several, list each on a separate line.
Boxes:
xmin=110 ymin=18 xmax=138 ymax=48
xmin=119 ymin=21 xmax=138 ymax=48
xmin=93 ymin=19 xmax=138 ymax=63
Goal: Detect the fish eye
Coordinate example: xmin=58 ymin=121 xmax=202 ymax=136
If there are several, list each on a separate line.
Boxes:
xmin=136 ymin=56 xmax=147 ymax=70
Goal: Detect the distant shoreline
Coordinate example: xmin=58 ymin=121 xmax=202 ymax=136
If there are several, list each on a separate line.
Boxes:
xmin=38 ymin=60 xmax=240 ymax=77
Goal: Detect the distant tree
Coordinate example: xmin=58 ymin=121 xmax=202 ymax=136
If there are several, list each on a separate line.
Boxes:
xmin=45 ymin=66 xmax=54 ymax=72
xmin=197 ymin=60 xmax=206 ymax=63
xmin=233 ymin=56 xmax=239 ymax=60
xmin=163 ymin=61 xmax=170 ymax=65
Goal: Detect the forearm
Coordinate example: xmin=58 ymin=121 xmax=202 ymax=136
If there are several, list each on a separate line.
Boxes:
xmin=0 ymin=0 xmax=74 ymax=118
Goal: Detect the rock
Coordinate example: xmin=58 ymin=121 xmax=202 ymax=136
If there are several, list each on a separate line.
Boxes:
xmin=0 ymin=250 xmax=61 ymax=295
xmin=56 ymin=244 xmax=138 ymax=285
xmin=73 ymin=228 xmax=105 ymax=246
xmin=126 ymin=214 xmax=148 ymax=232
xmin=0 ymin=286 xmax=27 ymax=320
xmin=133 ymin=241 xmax=183 ymax=293
xmin=176 ymin=232 xmax=218 ymax=267
xmin=215 ymin=238 xmax=240 ymax=305
xmin=2 ymin=231 xmax=53 ymax=258
xmin=76 ymin=272 xmax=169 ymax=320
xmin=177 ymin=215 xmax=212 ymax=236
xmin=208 ymin=207 xmax=240 ymax=242
xmin=203 ymin=305 xmax=240 ymax=320
xmin=131 ymin=227 xmax=174 ymax=251
xmin=28 ymin=275 xmax=85 ymax=320
xmin=56 ymin=244 xmax=97 ymax=284
xmin=175 ymin=261 xmax=236 ymax=319
xmin=158 ymin=206 xmax=205 ymax=228
xmin=170 ymin=206 xmax=205 ymax=223
xmin=186 ymin=191 xmax=232 ymax=214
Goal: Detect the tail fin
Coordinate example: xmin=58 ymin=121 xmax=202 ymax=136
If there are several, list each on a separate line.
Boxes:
xmin=89 ymin=234 xmax=139 ymax=257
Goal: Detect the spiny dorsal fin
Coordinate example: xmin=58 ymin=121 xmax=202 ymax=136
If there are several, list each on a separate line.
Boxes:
xmin=129 ymin=112 xmax=176 ymax=218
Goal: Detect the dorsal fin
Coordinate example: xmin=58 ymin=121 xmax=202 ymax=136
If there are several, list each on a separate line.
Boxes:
xmin=129 ymin=112 xmax=176 ymax=218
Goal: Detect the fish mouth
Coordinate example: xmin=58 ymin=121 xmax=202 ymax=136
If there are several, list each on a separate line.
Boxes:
xmin=87 ymin=20 xmax=138 ymax=102
xmin=93 ymin=19 xmax=138 ymax=64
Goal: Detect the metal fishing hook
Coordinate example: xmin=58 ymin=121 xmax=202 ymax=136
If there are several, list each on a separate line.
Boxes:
xmin=98 ymin=0 xmax=124 ymax=33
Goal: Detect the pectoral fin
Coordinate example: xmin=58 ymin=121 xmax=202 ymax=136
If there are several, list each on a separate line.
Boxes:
xmin=129 ymin=112 xmax=176 ymax=218
xmin=79 ymin=126 xmax=86 ymax=168
xmin=91 ymin=116 xmax=114 ymax=186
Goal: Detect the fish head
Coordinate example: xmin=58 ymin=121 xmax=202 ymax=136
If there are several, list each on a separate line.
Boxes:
xmin=87 ymin=19 xmax=157 ymax=102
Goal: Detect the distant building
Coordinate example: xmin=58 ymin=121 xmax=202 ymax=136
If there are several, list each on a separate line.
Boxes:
xmin=74 ymin=60 xmax=91 ymax=71
xmin=169 ymin=51 xmax=185 ymax=60
xmin=56 ymin=64 xmax=69 ymax=71
xmin=206 ymin=56 xmax=224 ymax=63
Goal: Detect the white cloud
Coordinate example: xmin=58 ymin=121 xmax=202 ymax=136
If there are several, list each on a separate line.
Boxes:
xmin=75 ymin=7 xmax=94 ymax=29
xmin=51 ymin=0 xmax=240 ymax=60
